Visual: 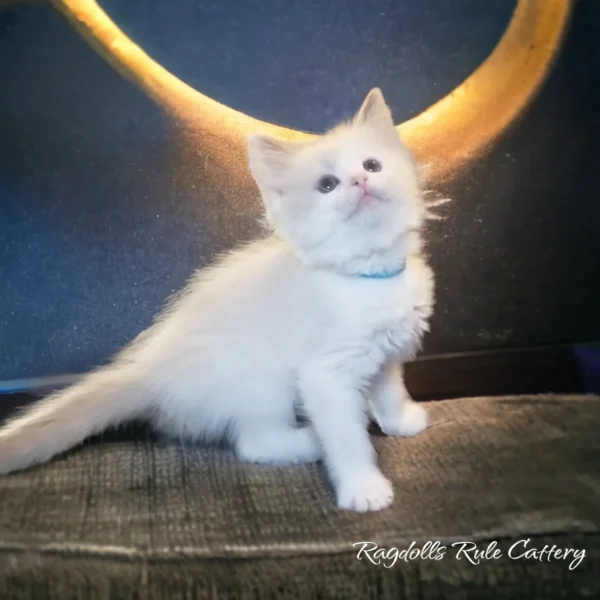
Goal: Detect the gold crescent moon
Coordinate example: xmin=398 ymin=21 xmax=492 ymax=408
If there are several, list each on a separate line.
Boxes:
xmin=50 ymin=0 xmax=571 ymax=183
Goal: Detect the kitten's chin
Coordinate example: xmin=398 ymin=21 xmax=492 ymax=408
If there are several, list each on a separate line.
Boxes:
xmin=357 ymin=192 xmax=378 ymax=209
xmin=342 ymin=191 xmax=383 ymax=221
xmin=346 ymin=199 xmax=375 ymax=222
xmin=349 ymin=200 xmax=397 ymax=230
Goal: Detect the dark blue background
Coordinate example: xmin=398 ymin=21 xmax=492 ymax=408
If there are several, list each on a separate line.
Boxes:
xmin=1 ymin=1 xmax=599 ymax=382
xmin=98 ymin=0 xmax=514 ymax=131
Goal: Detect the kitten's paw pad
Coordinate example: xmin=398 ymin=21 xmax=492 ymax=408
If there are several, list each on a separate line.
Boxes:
xmin=336 ymin=472 xmax=394 ymax=512
xmin=380 ymin=401 xmax=429 ymax=437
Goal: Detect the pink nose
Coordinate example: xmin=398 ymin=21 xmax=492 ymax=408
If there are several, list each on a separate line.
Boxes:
xmin=351 ymin=174 xmax=369 ymax=188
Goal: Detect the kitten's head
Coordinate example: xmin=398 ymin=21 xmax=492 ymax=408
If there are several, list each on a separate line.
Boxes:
xmin=247 ymin=88 xmax=424 ymax=273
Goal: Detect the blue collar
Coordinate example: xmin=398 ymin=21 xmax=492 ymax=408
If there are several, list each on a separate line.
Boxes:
xmin=357 ymin=263 xmax=406 ymax=279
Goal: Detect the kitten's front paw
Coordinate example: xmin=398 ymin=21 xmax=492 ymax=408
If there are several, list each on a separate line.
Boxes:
xmin=336 ymin=471 xmax=394 ymax=512
xmin=379 ymin=401 xmax=429 ymax=437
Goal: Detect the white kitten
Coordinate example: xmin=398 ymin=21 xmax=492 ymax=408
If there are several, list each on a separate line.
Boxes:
xmin=0 ymin=89 xmax=434 ymax=512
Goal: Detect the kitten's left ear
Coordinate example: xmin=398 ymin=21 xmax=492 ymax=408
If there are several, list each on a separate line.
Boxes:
xmin=247 ymin=134 xmax=295 ymax=187
xmin=354 ymin=88 xmax=395 ymax=133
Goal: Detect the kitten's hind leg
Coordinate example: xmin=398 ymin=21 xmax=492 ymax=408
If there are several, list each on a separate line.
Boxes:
xmin=234 ymin=421 xmax=322 ymax=465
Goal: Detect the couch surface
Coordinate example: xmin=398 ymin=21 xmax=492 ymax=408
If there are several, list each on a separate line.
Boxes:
xmin=0 ymin=394 xmax=598 ymax=598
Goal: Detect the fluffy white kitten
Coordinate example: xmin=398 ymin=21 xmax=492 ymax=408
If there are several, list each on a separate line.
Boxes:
xmin=0 ymin=89 xmax=434 ymax=512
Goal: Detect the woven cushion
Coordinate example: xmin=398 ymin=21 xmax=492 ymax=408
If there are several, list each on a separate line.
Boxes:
xmin=1 ymin=395 xmax=599 ymax=598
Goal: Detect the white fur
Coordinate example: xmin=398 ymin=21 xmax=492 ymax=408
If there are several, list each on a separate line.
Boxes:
xmin=0 ymin=89 xmax=434 ymax=512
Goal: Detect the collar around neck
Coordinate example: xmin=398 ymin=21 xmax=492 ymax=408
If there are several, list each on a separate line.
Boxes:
xmin=355 ymin=261 xmax=406 ymax=279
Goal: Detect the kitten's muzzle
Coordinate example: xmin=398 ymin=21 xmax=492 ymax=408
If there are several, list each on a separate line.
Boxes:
xmin=351 ymin=174 xmax=369 ymax=189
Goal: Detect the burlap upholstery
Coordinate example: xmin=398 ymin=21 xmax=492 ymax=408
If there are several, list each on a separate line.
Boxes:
xmin=1 ymin=395 xmax=599 ymax=598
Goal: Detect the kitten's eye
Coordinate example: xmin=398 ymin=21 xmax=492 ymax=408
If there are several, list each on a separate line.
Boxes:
xmin=317 ymin=175 xmax=340 ymax=193
xmin=363 ymin=158 xmax=382 ymax=173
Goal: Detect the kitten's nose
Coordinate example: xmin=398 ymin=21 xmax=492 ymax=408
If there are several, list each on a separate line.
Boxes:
xmin=351 ymin=174 xmax=369 ymax=188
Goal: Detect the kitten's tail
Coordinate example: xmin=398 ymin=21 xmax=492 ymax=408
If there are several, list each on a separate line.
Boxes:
xmin=0 ymin=366 xmax=152 ymax=475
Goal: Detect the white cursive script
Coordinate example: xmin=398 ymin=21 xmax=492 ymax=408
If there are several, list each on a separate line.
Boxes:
xmin=353 ymin=541 xmax=446 ymax=568
xmin=354 ymin=539 xmax=586 ymax=571
xmin=508 ymin=538 xmax=586 ymax=571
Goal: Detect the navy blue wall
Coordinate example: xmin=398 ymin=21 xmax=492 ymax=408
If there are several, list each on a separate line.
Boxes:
xmin=1 ymin=1 xmax=599 ymax=381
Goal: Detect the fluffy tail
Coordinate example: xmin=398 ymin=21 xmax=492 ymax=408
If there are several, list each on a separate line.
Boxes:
xmin=0 ymin=367 xmax=152 ymax=475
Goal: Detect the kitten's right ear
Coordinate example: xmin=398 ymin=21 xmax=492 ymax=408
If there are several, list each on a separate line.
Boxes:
xmin=247 ymin=134 xmax=294 ymax=186
xmin=354 ymin=88 xmax=395 ymax=134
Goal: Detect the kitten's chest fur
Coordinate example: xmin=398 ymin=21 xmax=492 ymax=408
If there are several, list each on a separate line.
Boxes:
xmin=322 ymin=256 xmax=434 ymax=361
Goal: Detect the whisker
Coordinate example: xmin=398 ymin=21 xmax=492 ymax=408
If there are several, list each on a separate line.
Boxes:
xmin=425 ymin=197 xmax=452 ymax=208
xmin=424 ymin=210 xmax=446 ymax=221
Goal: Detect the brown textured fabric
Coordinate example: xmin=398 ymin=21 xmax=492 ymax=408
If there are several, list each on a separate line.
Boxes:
xmin=1 ymin=395 xmax=599 ymax=598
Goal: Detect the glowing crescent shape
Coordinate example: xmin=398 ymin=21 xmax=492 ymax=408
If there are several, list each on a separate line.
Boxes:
xmin=50 ymin=0 xmax=571 ymax=182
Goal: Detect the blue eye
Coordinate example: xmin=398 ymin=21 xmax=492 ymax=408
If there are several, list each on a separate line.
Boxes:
xmin=363 ymin=158 xmax=382 ymax=172
xmin=317 ymin=175 xmax=340 ymax=193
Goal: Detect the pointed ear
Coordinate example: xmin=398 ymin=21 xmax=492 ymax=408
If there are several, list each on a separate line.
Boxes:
xmin=247 ymin=134 xmax=295 ymax=187
xmin=354 ymin=88 xmax=395 ymax=131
